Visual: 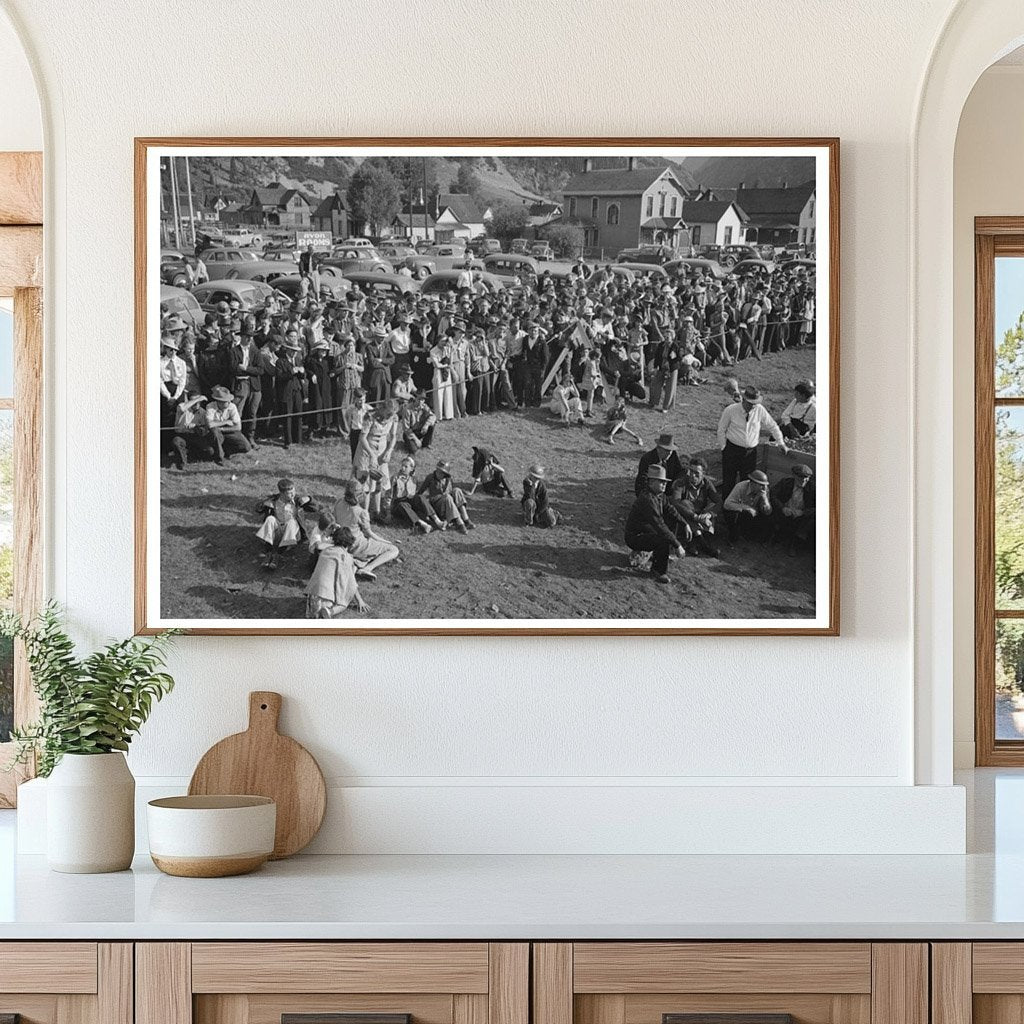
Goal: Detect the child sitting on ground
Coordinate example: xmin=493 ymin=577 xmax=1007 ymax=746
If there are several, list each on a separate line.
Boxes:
xmin=522 ymin=464 xmax=558 ymax=527
xmin=468 ymin=446 xmax=514 ymax=497
xmin=305 ymin=526 xmax=370 ymax=618
xmin=332 ymin=478 xmax=401 ymax=581
xmin=605 ymin=395 xmax=643 ymax=446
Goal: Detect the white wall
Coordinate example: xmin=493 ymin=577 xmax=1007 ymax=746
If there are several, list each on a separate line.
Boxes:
xmin=952 ymin=65 xmax=1024 ymax=767
xmin=0 ymin=0 xmax=972 ymax=852
xmin=0 ymin=6 xmax=40 ymax=152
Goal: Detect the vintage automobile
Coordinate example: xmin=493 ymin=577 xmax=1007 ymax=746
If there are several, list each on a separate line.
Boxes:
xmin=616 ymin=244 xmax=678 ymax=265
xmin=482 ymin=253 xmax=540 ymax=282
xmin=378 ymin=241 xmax=417 ymax=261
xmin=419 ymin=242 xmax=468 ymax=258
xmin=469 ymin=237 xmax=502 ymax=256
xmin=730 ymin=258 xmax=777 ymax=276
xmin=777 ymin=257 xmax=817 ymax=275
xmin=190 ymin=280 xmax=277 ymax=314
xmin=718 ymin=244 xmax=761 ymax=268
xmin=272 ymin=274 xmax=351 ymax=303
xmin=605 ymin=265 xmax=637 ymax=283
xmin=393 ymin=255 xmax=437 ymax=278
xmin=222 ymin=228 xmax=263 ymax=248
xmin=529 ymin=241 xmax=555 ymax=261
xmin=664 ymin=257 xmax=728 ymax=280
xmin=320 ymin=254 xmax=395 ymax=276
xmin=343 ymin=271 xmax=421 ymax=299
xmin=330 ymin=245 xmax=388 ymax=262
xmin=221 ymin=259 xmax=299 ymax=283
xmin=160 ymin=249 xmax=193 ymax=287
xmin=610 ymin=262 xmax=670 ymax=279
xmin=339 ymin=237 xmax=375 ymax=249
xmin=696 ymin=244 xmax=726 ymax=262
xmin=510 ymin=238 xmax=530 ymax=254
xmin=159 ymin=285 xmax=204 ymax=328
xmin=201 ymin=248 xmax=264 ymax=279
xmin=418 ymin=270 xmax=506 ymax=296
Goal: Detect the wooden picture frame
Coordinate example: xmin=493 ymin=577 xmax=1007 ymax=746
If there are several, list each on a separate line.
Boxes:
xmin=135 ymin=137 xmax=839 ymax=636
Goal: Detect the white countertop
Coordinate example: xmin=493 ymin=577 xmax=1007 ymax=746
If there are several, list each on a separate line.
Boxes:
xmin=1 ymin=850 xmax=1023 ymax=940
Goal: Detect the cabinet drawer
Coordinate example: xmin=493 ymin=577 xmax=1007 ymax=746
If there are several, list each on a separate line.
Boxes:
xmin=0 ymin=942 xmax=99 ymax=994
xmin=140 ymin=943 xmax=528 ymax=1024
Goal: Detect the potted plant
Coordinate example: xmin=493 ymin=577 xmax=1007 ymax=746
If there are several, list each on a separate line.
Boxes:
xmin=2 ymin=603 xmax=178 ymax=873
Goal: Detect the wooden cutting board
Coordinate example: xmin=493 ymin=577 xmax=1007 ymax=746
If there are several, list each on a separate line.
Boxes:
xmin=188 ymin=691 xmax=326 ymax=859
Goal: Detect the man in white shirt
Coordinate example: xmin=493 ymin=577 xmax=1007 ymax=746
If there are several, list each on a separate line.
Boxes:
xmin=717 ymin=384 xmax=788 ymax=497
xmin=387 ymin=314 xmax=413 ymax=374
xmin=204 ymin=385 xmax=252 ymax=465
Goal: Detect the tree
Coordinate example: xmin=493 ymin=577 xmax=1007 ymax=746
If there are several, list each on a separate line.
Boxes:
xmin=539 ymin=222 xmax=585 ymax=258
xmin=454 ymin=159 xmax=480 ymax=197
xmin=487 ymin=202 xmax=530 ymax=246
xmin=996 ymin=311 xmax=1024 ymax=617
xmin=345 ymin=163 xmax=402 ymax=237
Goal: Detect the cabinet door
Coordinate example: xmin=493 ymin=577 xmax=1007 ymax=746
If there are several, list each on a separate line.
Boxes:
xmin=137 ymin=943 xmax=528 ymax=1024
xmin=941 ymin=943 xmax=1024 ymax=1024
xmin=0 ymin=943 xmax=131 ymax=1024
xmin=533 ymin=944 xmax=927 ymax=1024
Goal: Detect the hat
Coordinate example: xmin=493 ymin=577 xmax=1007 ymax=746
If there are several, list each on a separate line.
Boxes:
xmin=281 ymin=338 xmax=301 ymax=351
xmin=748 ymin=470 xmax=770 ymax=486
xmin=528 ymin=464 xmax=546 ymax=479
xmin=311 ymin=339 xmax=329 ymax=351
xmin=277 ymin=478 xmax=295 ymax=491
xmin=160 ymin=334 xmax=179 ymax=351
xmin=795 ymin=378 xmax=816 ymax=396
xmin=215 ymin=301 xmax=231 ymax=315
xmin=371 ymin=325 xmax=387 ymax=338
xmin=647 ymin=465 xmax=669 ymax=482
xmin=655 ymin=433 xmax=676 ymax=450
xmin=742 ymin=385 xmax=762 ymax=403
xmin=210 ymin=385 xmax=232 ymax=402
xmin=399 ymin=364 xmax=413 ymax=376
xmin=435 ymin=460 xmax=452 ymax=476
xmin=792 ymin=464 xmax=813 ymax=479
xmin=163 ymin=315 xmax=187 ymax=332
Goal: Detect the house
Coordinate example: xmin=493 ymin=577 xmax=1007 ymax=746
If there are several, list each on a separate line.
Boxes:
xmin=391 ymin=210 xmax=436 ymax=243
xmin=680 ymin=199 xmax=749 ymax=248
xmin=733 ymin=182 xmax=816 ymax=246
xmin=217 ymin=201 xmax=247 ymax=227
xmin=528 ymin=201 xmax=562 ymax=227
xmin=245 ymin=183 xmax=312 ymax=229
xmin=436 ymin=192 xmax=490 ymax=237
xmin=561 ymin=161 xmax=690 ymax=252
xmin=311 ymin=192 xmax=350 ymax=239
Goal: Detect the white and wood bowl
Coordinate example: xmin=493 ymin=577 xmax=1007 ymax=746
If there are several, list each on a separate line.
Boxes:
xmin=147 ymin=795 xmax=276 ymax=877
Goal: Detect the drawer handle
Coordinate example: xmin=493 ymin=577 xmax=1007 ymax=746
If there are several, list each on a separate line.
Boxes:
xmin=664 ymin=1016 xmax=795 ymax=1024
xmin=283 ymin=1016 xmax=411 ymax=1024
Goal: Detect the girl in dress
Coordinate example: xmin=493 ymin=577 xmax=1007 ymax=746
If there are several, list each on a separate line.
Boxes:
xmin=305 ymin=526 xmax=369 ymax=618
xmin=332 ymin=479 xmax=400 ymax=581
xmin=352 ymin=399 xmax=399 ymax=521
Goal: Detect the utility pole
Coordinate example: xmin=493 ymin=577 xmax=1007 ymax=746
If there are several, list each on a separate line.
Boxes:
xmin=168 ymin=157 xmax=181 ymax=250
xmin=183 ymin=155 xmax=197 ymax=249
xmin=422 ymin=157 xmax=428 ymax=242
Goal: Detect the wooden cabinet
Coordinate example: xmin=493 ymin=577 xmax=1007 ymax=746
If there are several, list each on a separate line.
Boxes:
xmin=0 ymin=943 xmax=132 ymax=1024
xmin=136 ymin=944 xmax=528 ymax=1024
xmin=931 ymin=943 xmax=1024 ymax=1024
xmin=532 ymin=944 xmax=928 ymax=1024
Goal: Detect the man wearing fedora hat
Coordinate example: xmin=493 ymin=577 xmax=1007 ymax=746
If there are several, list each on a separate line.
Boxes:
xmin=717 ymin=384 xmax=788 ymax=498
xmin=522 ymin=464 xmax=558 ymax=528
xmin=634 ymin=432 xmax=684 ymax=496
xmin=415 ymin=459 xmax=474 ymax=533
xmin=723 ymin=469 xmax=773 ymax=542
xmin=625 ymin=464 xmax=686 ymax=584
xmin=276 ymin=332 xmax=307 ymax=448
xmin=771 ymin=463 xmax=815 ymax=552
xmin=203 ymin=385 xmax=252 ymax=465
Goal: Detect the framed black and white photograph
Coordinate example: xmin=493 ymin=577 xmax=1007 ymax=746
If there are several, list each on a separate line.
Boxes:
xmin=135 ymin=137 xmax=838 ymax=635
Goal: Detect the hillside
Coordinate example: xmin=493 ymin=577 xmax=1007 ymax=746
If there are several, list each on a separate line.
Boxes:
xmin=680 ymin=154 xmax=816 ymax=189
xmin=161 ymin=153 xmax=700 ymax=212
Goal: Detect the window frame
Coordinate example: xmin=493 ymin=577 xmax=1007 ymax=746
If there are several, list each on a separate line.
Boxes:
xmin=975 ymin=218 xmax=1024 ymax=765
xmin=0 ymin=152 xmax=44 ymax=807
xmin=606 ymin=203 xmax=619 ymax=226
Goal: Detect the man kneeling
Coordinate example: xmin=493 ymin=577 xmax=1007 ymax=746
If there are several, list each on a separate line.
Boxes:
xmin=522 ymin=464 xmax=558 ymax=527
xmin=624 ymin=465 xmax=686 ymax=584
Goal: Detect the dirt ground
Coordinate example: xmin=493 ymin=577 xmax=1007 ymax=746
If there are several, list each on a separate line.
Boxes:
xmin=158 ymin=348 xmax=819 ymax=622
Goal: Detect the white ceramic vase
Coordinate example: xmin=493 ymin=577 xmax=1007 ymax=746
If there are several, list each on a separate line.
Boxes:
xmin=46 ymin=752 xmax=135 ymax=873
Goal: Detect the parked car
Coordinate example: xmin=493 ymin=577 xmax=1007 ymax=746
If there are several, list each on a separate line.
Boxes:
xmin=510 ymin=238 xmax=530 ymax=254
xmin=616 ymin=244 xmax=677 ymax=265
xmin=222 ymin=228 xmax=263 ymax=248
xmin=420 ymin=243 xmax=468 ymax=258
xmin=730 ymin=258 xmax=777 ymax=276
xmin=320 ymin=255 xmax=395 ymax=276
xmin=222 ymin=259 xmax=299 ymax=283
xmin=190 ymin=280 xmax=277 ymax=313
xmin=418 ymin=270 xmax=506 ymax=296
xmin=778 ymin=257 xmax=817 ymax=275
xmin=605 ymin=265 xmax=637 ymax=283
xmin=273 ymin=274 xmax=350 ymax=303
xmin=718 ymin=244 xmax=761 ymax=268
xmin=610 ymin=262 xmax=669 ymax=279
xmin=394 ymin=255 xmax=437 ymax=278
xmin=330 ymin=245 xmax=388 ymax=262
xmin=470 ymin=237 xmax=502 ymax=256
xmin=664 ymin=257 xmax=728 ymax=280
xmin=529 ymin=241 xmax=555 ymax=261
xmin=160 ymin=285 xmax=203 ymax=328
xmin=482 ymin=253 xmax=540 ymax=282
xmin=201 ymin=248 xmax=263 ymax=279
xmin=697 ymin=244 xmax=726 ymax=262
xmin=378 ymin=241 xmax=417 ymax=261
xmin=339 ymin=237 xmax=375 ymax=249
xmin=343 ymin=271 xmax=420 ymax=298
xmin=160 ymin=250 xmax=193 ymax=287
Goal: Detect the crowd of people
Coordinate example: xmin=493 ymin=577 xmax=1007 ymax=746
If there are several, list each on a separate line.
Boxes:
xmin=157 ymin=250 xmax=818 ymax=613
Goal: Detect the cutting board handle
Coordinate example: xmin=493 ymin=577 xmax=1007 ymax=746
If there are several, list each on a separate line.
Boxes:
xmin=248 ymin=691 xmax=282 ymax=734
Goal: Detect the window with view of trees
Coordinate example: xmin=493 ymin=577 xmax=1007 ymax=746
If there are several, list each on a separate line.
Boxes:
xmin=975 ymin=226 xmax=1024 ymax=764
xmin=0 ymin=307 xmax=16 ymax=745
